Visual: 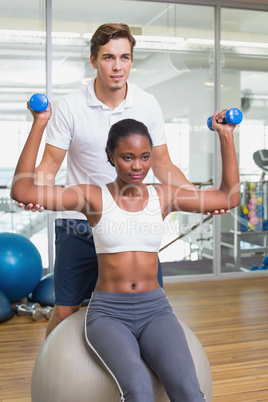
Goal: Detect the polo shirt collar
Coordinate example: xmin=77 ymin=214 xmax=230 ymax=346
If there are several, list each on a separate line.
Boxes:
xmin=86 ymin=78 xmax=134 ymax=110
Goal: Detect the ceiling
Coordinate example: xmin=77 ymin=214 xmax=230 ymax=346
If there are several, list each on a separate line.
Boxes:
xmin=0 ymin=0 xmax=268 ymax=33
xmin=0 ymin=0 xmax=268 ymax=120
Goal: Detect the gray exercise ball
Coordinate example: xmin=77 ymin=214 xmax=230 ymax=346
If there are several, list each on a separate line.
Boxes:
xmin=31 ymin=309 xmax=212 ymax=402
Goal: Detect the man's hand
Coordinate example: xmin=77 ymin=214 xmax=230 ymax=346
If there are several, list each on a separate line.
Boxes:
xmin=204 ymin=187 xmax=229 ymax=215
xmin=205 ymin=209 xmax=229 ymax=216
xmin=17 ymin=203 xmax=45 ymax=213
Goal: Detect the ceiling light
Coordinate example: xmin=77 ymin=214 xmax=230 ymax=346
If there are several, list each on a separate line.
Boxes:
xmin=0 ymin=30 xmax=81 ymax=41
xmin=221 ymin=40 xmax=268 ymax=49
xmin=51 ymin=32 xmax=81 ymax=39
xmin=186 ymin=38 xmax=214 ymax=46
xmin=136 ymin=35 xmax=184 ymax=44
xmin=83 ymin=33 xmax=185 ymax=50
xmin=204 ymin=81 xmax=224 ymax=88
xmin=83 ymin=33 xmax=92 ymax=41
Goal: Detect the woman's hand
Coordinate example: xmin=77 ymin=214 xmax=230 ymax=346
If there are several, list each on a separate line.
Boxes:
xmin=211 ymin=110 xmax=236 ymax=136
xmin=27 ymin=100 xmax=52 ymax=124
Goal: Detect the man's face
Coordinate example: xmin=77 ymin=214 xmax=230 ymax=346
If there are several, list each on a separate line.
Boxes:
xmin=90 ymin=38 xmax=133 ymax=92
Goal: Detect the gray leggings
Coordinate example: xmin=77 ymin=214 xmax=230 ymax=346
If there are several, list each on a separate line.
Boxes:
xmin=84 ymin=288 xmax=205 ymax=402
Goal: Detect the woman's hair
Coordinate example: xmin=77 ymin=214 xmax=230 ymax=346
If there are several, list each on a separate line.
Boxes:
xmin=106 ymin=119 xmax=153 ymax=166
xmin=90 ymin=23 xmax=136 ymax=59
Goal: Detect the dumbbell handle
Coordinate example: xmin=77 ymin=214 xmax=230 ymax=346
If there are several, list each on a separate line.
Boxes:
xmin=29 ymin=302 xmax=41 ymax=309
xmin=29 ymin=93 xmax=49 ymax=112
xmin=39 ymin=307 xmax=54 ymax=320
xmin=14 ymin=303 xmax=29 ymax=316
xmin=27 ymin=308 xmax=43 ymax=321
xmin=207 ymin=108 xmax=243 ymax=131
xmin=14 ymin=303 xmax=43 ymax=320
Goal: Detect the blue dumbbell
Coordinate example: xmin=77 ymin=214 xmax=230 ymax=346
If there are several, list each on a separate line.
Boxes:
xmin=29 ymin=93 xmax=49 ymax=112
xmin=207 ymin=108 xmax=243 ymax=131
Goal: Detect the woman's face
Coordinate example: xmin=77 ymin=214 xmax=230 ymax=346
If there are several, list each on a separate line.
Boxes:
xmin=110 ymin=134 xmax=152 ymax=185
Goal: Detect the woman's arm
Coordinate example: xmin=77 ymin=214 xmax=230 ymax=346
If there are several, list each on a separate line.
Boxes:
xmin=151 ymin=124 xmax=229 ymax=216
xmin=162 ymin=111 xmax=240 ymax=215
xmin=10 ymin=105 xmax=88 ymax=213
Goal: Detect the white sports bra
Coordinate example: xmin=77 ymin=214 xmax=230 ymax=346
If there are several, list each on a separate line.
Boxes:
xmin=92 ymin=185 xmax=164 ymax=254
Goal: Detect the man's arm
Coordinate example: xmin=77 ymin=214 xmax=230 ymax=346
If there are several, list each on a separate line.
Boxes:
xmin=151 ymin=144 xmax=195 ymax=188
xmin=18 ymin=144 xmax=67 ymax=211
xmin=35 ymin=144 xmax=67 ymax=185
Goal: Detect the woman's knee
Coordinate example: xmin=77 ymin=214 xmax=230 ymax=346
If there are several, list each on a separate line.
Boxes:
xmin=122 ymin=372 xmax=154 ymax=402
xmin=166 ymin=377 xmax=205 ymax=402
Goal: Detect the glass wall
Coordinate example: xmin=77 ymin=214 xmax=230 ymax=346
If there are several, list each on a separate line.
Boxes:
xmin=1 ymin=0 xmax=268 ymax=281
xmin=0 ymin=0 xmax=50 ymax=267
xmin=220 ymin=7 xmax=268 ymax=275
xmin=49 ymin=0 xmax=216 ymax=278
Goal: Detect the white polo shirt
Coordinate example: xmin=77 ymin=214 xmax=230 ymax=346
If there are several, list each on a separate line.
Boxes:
xmin=46 ymin=79 xmax=166 ymax=220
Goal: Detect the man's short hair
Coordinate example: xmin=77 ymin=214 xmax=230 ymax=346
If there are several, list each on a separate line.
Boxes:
xmin=90 ymin=23 xmax=136 ymax=59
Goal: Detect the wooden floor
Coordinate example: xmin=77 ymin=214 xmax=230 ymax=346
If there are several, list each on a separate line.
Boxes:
xmin=0 ymin=277 xmax=268 ymax=401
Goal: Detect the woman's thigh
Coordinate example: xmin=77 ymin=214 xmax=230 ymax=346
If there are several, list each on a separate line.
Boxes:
xmin=85 ymin=317 xmax=154 ymax=402
xmin=139 ymin=314 xmax=205 ymax=402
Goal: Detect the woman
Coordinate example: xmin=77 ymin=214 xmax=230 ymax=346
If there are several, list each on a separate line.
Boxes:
xmin=11 ymin=104 xmax=240 ymax=402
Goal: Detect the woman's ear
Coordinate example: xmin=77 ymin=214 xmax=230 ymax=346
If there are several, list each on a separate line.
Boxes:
xmin=108 ymin=151 xmax=115 ymax=167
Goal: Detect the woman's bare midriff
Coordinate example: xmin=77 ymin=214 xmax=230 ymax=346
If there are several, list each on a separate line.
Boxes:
xmin=95 ymin=251 xmax=160 ymax=293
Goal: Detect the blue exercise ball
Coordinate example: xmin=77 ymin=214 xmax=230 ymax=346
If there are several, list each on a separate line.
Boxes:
xmin=0 ymin=233 xmax=43 ymax=302
xmin=30 ymin=273 xmax=55 ymax=307
xmin=0 ymin=289 xmax=14 ymax=323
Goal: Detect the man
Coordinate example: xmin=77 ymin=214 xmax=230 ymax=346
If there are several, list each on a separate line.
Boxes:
xmin=23 ymin=23 xmax=223 ymax=337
